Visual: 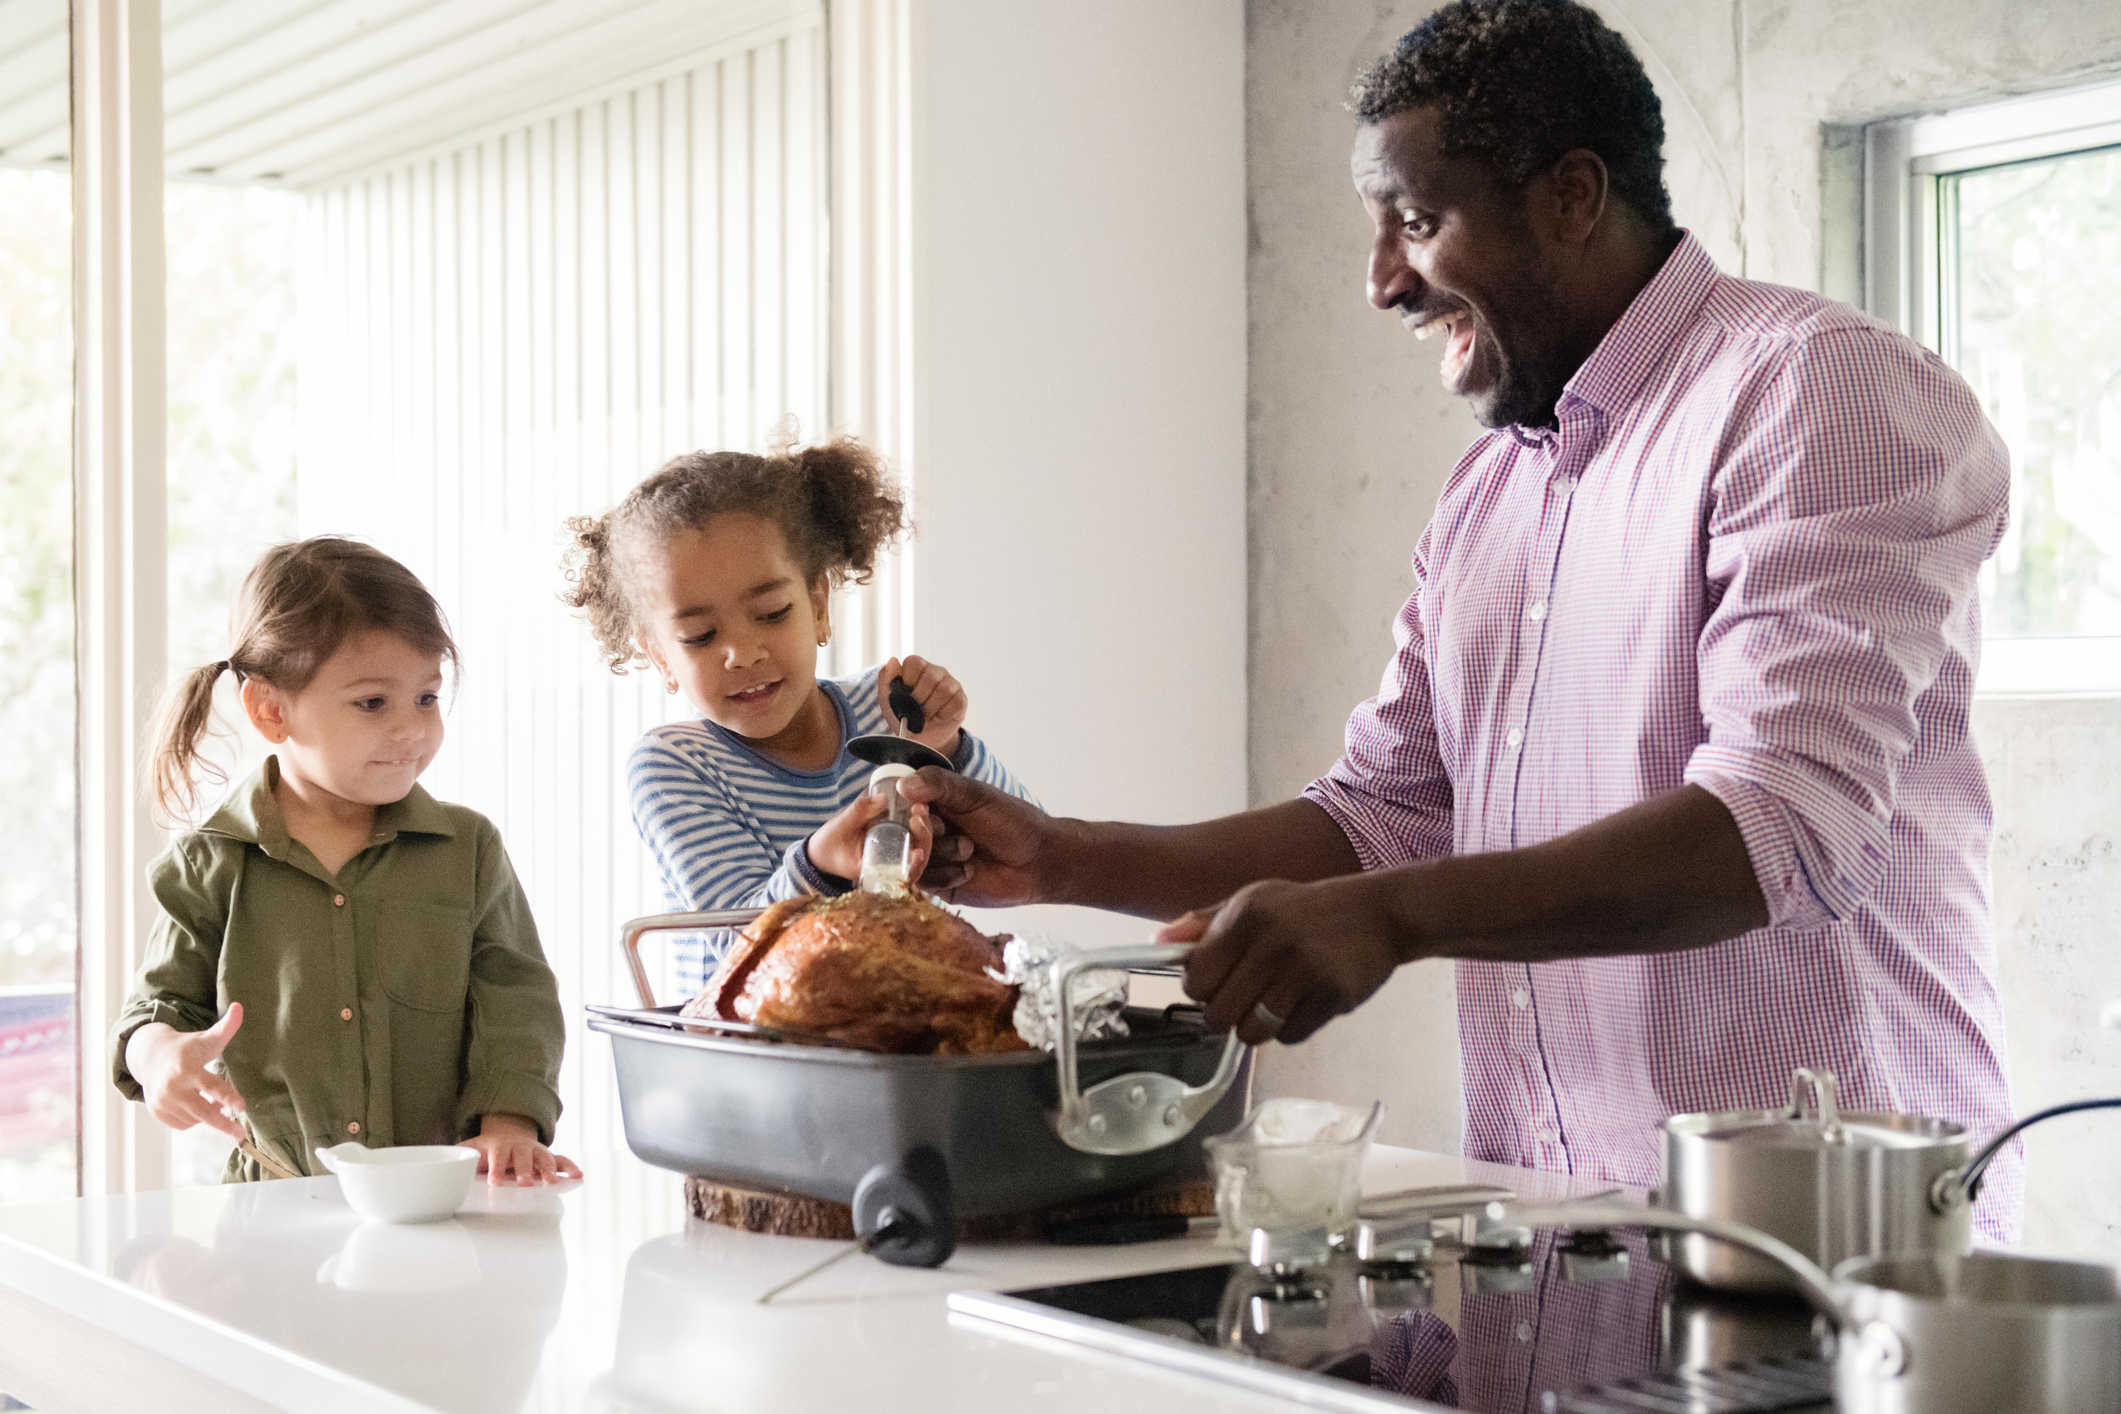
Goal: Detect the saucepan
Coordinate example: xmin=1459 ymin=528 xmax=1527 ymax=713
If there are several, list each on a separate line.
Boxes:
xmin=1508 ymin=1202 xmax=2121 ymax=1414
xmin=1659 ymin=1065 xmax=2121 ymax=1292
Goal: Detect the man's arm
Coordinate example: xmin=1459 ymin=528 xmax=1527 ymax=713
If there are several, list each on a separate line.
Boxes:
xmin=906 ymin=776 xmax=1360 ymax=918
xmin=1169 ymin=782 xmax=1768 ymax=1045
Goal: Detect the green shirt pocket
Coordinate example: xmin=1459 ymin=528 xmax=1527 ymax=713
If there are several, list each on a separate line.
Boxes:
xmin=372 ymin=900 xmax=474 ymax=1013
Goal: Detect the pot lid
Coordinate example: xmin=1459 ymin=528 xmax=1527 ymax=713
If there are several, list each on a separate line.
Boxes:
xmin=1680 ymin=1068 xmax=1965 ymax=1150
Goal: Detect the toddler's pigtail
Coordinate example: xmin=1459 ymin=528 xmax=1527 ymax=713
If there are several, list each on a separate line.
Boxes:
xmin=795 ymin=437 xmax=907 ymax=586
xmin=150 ymin=660 xmax=235 ymax=825
xmin=561 ymin=510 xmax=641 ymax=673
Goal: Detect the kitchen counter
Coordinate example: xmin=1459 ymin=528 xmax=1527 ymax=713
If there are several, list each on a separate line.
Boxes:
xmin=0 ymin=1145 xmax=1616 ymax=1414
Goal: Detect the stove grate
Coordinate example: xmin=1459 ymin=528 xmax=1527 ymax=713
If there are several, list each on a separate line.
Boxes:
xmin=1542 ymin=1353 xmax=1833 ymax=1414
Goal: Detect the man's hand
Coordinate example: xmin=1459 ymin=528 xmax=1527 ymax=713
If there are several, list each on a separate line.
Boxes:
xmin=127 ymin=1005 xmax=249 ymax=1141
xmin=466 ymin=1113 xmax=584 ymax=1187
xmin=900 ymin=768 xmax=1057 ymax=907
xmin=1160 ymin=874 xmax=1406 ymax=1047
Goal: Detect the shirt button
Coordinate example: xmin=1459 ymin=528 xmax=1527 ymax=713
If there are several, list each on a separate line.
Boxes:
xmin=1538 ymin=1126 xmax=1560 ymax=1144
xmin=1511 ymin=988 xmax=1530 ymax=1010
xmin=1505 ymin=727 xmax=1524 ymax=748
xmin=340 ymin=1008 xmax=354 ymax=1021
xmin=1516 ymin=1321 xmax=1533 ymax=1343
xmin=333 ymin=894 xmax=346 ymax=907
xmin=1526 ymin=601 xmax=1547 ymax=621
xmin=346 ymin=1121 xmax=361 ymax=1135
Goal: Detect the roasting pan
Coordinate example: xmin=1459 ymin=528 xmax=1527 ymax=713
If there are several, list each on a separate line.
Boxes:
xmin=589 ymin=908 xmax=1253 ymax=1259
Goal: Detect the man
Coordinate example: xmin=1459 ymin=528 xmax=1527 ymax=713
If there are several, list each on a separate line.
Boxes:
xmin=909 ymin=0 xmax=2017 ymax=1235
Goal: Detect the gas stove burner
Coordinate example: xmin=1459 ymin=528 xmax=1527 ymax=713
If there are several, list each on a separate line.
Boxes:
xmin=1542 ymin=1353 xmax=1832 ymax=1413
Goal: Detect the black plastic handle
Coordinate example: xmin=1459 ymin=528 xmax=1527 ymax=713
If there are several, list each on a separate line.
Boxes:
xmin=888 ymin=675 xmax=925 ymax=734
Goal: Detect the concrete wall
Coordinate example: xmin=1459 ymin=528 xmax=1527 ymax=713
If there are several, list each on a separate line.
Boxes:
xmin=911 ymin=0 xmax=1249 ymax=949
xmin=1246 ymin=0 xmax=2121 ymax=1259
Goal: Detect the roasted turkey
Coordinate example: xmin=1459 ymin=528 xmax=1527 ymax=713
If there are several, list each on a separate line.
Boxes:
xmin=683 ymin=890 xmax=1030 ymax=1055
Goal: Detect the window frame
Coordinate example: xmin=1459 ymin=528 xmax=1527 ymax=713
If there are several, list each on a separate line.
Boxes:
xmin=1865 ymin=80 xmax=2121 ymax=695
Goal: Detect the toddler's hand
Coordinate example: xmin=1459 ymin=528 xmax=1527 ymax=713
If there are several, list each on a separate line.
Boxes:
xmin=881 ymin=656 xmax=968 ymax=760
xmin=468 ymin=1114 xmax=583 ymax=1186
xmin=807 ymin=791 xmax=934 ymax=883
xmin=127 ymin=1005 xmax=249 ymax=1142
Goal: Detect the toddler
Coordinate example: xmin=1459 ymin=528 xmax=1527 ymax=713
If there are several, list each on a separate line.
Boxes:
xmin=114 ymin=537 xmax=578 ymax=1185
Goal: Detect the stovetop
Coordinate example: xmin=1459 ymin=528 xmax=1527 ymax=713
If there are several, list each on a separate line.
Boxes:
xmin=951 ymin=1225 xmax=1835 ymax=1414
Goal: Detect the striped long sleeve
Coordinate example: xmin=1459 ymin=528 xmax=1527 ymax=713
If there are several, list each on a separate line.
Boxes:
xmin=627 ymin=666 xmax=1037 ymax=994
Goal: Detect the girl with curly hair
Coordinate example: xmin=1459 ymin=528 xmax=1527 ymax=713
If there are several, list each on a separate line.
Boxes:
xmin=565 ymin=436 xmax=1035 ymax=993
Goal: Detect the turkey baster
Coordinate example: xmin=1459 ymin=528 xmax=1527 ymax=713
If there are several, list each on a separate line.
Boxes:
xmin=845 ymin=676 xmax=955 ymax=896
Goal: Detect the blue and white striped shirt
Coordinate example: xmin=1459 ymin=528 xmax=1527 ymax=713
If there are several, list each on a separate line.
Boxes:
xmin=627 ymin=665 xmax=1036 ymax=995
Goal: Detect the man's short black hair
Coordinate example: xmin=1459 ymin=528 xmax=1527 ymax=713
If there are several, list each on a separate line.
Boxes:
xmin=1351 ymin=0 xmax=1675 ymax=236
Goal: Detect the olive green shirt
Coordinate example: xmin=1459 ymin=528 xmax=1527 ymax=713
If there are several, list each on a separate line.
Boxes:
xmin=111 ymin=758 xmax=564 ymax=1180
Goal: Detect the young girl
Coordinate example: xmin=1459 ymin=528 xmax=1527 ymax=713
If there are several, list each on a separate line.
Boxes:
xmin=565 ymin=436 xmax=1037 ymax=996
xmin=114 ymin=537 xmax=579 ymax=1186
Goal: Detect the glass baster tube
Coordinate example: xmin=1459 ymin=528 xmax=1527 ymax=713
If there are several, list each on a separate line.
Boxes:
xmin=858 ymin=766 xmax=915 ymax=895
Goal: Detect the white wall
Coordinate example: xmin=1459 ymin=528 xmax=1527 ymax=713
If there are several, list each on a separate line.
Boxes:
xmin=907 ymin=0 xmax=1250 ymax=947
xmin=1245 ymin=0 xmax=2121 ymax=1260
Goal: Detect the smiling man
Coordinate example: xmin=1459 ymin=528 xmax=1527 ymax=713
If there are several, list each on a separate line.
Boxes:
xmin=909 ymin=0 xmax=2018 ymax=1236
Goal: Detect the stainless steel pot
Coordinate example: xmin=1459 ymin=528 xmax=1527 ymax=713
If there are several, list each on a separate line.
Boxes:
xmin=1512 ymin=1203 xmax=2121 ymax=1414
xmin=1662 ymin=1066 xmax=2121 ymax=1294
xmin=1660 ymin=1068 xmax=1969 ymax=1292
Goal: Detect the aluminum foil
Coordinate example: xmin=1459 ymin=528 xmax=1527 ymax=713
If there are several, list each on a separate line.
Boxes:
xmin=990 ymin=935 xmax=1130 ymax=1051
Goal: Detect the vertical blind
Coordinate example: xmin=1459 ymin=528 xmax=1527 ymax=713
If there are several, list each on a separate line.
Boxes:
xmin=293 ymin=9 xmax=834 ymax=1165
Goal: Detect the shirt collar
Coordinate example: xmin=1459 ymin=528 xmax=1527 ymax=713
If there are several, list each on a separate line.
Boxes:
xmin=199 ymin=756 xmax=456 ymax=859
xmin=1552 ymin=230 xmax=1719 ymax=423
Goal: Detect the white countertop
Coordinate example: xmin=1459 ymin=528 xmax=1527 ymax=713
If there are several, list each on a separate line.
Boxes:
xmin=0 ymin=1145 xmax=1616 ymax=1414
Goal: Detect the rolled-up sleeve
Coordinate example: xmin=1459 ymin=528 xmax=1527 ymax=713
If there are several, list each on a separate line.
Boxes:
xmin=1684 ymin=330 xmax=2008 ymax=929
xmin=1304 ymin=525 xmax=1456 ymax=872
xmin=111 ymin=840 xmax=226 ymax=1100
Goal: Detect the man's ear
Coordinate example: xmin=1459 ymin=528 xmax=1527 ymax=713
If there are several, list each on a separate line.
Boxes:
xmin=1541 ymin=147 xmax=1610 ymax=248
xmin=241 ymin=678 xmax=290 ymax=745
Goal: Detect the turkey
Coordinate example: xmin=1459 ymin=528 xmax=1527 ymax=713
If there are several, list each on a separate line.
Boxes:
xmin=684 ymin=890 xmax=1029 ymax=1055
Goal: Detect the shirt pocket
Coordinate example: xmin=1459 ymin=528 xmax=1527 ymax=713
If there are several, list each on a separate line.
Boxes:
xmin=372 ymin=900 xmax=474 ymax=1014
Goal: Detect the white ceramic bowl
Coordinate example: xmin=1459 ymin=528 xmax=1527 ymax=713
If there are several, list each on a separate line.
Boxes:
xmin=315 ymin=1142 xmax=479 ymax=1224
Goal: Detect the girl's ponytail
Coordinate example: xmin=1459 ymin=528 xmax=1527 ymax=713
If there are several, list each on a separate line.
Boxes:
xmin=793 ymin=436 xmax=905 ymax=586
xmin=561 ymin=510 xmax=639 ymax=673
xmin=150 ymin=659 xmax=235 ymax=825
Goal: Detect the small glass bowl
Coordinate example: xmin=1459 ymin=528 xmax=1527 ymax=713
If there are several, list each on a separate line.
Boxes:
xmin=1204 ymin=1098 xmax=1383 ymax=1244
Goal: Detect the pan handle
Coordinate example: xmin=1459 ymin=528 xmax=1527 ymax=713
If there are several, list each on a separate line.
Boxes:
xmin=619 ymin=907 xmax=769 ymax=1009
xmin=1050 ymin=944 xmax=1247 ymax=1156
xmin=1502 ymin=1203 xmax=1906 ymax=1376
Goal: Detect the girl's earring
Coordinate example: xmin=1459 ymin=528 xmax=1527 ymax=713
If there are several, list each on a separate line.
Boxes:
xmin=665 ymin=681 xmax=678 ymax=695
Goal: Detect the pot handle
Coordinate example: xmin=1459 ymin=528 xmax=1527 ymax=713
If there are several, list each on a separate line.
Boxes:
xmin=1501 ymin=1203 xmax=1905 ymax=1377
xmin=1789 ymin=1066 xmax=1844 ymax=1140
xmin=1050 ymin=944 xmax=1246 ymax=1156
xmin=1930 ymin=1095 xmax=2121 ymax=1214
xmin=619 ymin=908 xmax=769 ymax=1009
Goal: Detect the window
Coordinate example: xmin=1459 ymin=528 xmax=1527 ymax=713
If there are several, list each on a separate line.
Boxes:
xmin=1868 ymin=82 xmax=2121 ymax=693
xmin=0 ymin=0 xmax=76 ymax=1206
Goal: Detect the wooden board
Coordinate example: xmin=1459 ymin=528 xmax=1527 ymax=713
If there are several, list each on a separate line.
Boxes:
xmin=686 ymin=1175 xmax=1215 ymax=1243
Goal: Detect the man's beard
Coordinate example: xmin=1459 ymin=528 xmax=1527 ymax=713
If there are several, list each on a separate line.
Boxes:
xmin=1472 ymin=347 xmax=1568 ymax=430
xmin=1467 ymin=272 xmax=1570 ymax=431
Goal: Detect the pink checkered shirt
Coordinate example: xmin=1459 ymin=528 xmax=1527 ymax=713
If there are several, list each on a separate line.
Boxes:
xmin=1306 ymin=234 xmax=2020 ymax=1239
